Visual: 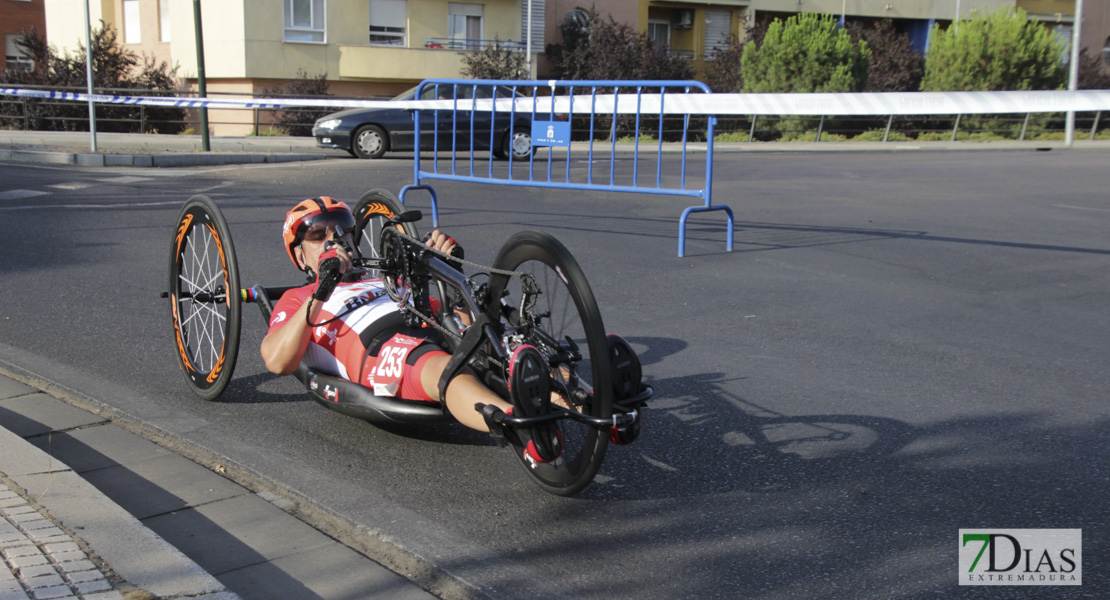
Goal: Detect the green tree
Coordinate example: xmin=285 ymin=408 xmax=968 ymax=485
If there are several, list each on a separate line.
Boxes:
xmin=739 ymin=13 xmax=869 ymax=139
xmin=846 ymin=19 xmax=923 ymax=92
xmin=545 ymin=8 xmax=694 ymax=140
xmin=921 ymin=7 xmax=1065 ymax=91
xmin=1077 ymin=48 xmax=1110 ymax=90
xmin=0 ymin=24 xmax=185 ymax=133
xmin=262 ymin=70 xmax=333 ymax=136
xmin=546 ymin=9 xmax=694 ymax=81
xmin=705 ymin=17 xmax=767 ymax=93
xmin=740 ymin=13 xmax=870 ymax=94
xmin=460 ymin=38 xmax=527 ymax=80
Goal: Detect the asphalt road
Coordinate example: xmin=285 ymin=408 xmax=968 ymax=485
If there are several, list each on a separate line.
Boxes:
xmin=1 ymin=149 xmax=1107 ymax=599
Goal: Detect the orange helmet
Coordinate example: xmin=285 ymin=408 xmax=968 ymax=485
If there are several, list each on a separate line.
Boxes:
xmin=282 ymin=196 xmax=355 ymax=269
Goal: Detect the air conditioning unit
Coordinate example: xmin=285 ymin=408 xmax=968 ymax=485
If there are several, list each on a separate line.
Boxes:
xmin=673 ymin=9 xmax=694 ymax=28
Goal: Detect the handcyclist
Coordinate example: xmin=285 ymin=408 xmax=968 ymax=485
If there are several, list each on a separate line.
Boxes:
xmin=260 ymin=197 xmax=562 ymax=465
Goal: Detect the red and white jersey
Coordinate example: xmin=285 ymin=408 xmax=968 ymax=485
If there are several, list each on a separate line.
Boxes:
xmin=268 ymin=280 xmax=400 ymax=380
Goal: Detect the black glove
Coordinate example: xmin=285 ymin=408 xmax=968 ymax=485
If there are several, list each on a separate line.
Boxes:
xmin=313 ymin=245 xmax=342 ymax=301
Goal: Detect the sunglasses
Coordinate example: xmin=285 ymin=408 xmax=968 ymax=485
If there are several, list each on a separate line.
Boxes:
xmin=302 ymin=224 xmax=353 ymax=244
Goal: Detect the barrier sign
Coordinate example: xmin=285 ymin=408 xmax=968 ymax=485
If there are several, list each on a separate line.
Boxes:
xmin=532 ymin=120 xmax=570 ymax=147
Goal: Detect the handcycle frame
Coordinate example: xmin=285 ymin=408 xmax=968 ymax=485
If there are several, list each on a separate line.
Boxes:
xmin=168 ymin=191 xmax=651 ymax=495
xmin=243 ymin=245 xmax=650 ymax=432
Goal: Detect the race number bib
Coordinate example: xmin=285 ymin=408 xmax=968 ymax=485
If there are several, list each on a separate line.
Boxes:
xmin=370 ymin=334 xmax=424 ymax=397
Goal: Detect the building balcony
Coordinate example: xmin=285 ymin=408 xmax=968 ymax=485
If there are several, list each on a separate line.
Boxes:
xmin=338 ymin=38 xmax=529 ymax=81
xmin=337 ymin=44 xmax=466 ymax=80
xmin=421 ymin=37 xmax=527 ymax=51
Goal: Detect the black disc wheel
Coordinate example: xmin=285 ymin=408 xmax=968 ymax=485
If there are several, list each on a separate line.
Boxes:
xmin=488 ymin=231 xmax=612 ymax=496
xmin=352 ymin=189 xmax=417 ymax=278
xmin=169 ymin=195 xmax=241 ymax=401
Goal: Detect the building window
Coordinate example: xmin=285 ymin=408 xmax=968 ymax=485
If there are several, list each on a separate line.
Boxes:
xmin=369 ymin=0 xmax=406 ymax=46
xmin=703 ymin=10 xmax=731 ymax=58
xmin=448 ymin=3 xmax=483 ymax=49
xmin=159 ymin=0 xmax=171 ymax=42
xmin=520 ymin=0 xmax=544 ymax=53
xmin=123 ymin=0 xmax=141 ymax=44
xmin=5 ymin=34 xmax=33 ymax=70
xmin=285 ymin=0 xmax=326 ymax=43
xmin=647 ymin=19 xmax=669 ymax=50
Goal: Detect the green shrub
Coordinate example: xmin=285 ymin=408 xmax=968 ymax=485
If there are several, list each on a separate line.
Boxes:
xmin=922 ymin=7 xmax=1065 ymax=92
xmin=776 ymin=130 xmax=848 ymax=142
xmin=715 ymin=131 xmax=752 ymax=142
xmin=740 ymin=13 xmax=869 ymax=137
xmin=741 ymin=13 xmax=870 ymax=94
xmin=849 ymin=129 xmax=912 ymax=142
xmin=1032 ymin=131 xmax=1066 ymax=141
xmin=613 ymin=134 xmax=658 ymax=144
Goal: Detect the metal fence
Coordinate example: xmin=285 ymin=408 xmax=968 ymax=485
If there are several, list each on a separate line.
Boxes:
xmin=398 ymin=79 xmax=734 ymax=257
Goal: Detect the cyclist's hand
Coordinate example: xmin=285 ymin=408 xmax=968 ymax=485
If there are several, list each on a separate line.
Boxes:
xmin=314 ymin=243 xmax=348 ymax=301
xmin=421 ymin=229 xmax=461 ymax=259
xmin=424 ymin=230 xmax=458 ymax=255
xmin=323 ymin=240 xmax=353 ymax=273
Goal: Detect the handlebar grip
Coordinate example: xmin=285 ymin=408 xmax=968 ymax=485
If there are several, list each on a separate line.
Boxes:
xmin=314 ymin=248 xmax=342 ymax=301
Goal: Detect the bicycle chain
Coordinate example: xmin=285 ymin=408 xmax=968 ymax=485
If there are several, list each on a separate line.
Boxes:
xmin=395 ymin=229 xmax=520 ymax=277
xmin=382 ymin=230 xmax=524 ymax=346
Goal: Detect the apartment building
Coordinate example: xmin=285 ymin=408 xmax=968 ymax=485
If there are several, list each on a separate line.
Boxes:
xmin=44 ymin=0 xmax=540 ymax=133
xmin=2 ymin=0 xmax=46 ymax=73
xmin=39 ymin=0 xmax=1105 ymax=134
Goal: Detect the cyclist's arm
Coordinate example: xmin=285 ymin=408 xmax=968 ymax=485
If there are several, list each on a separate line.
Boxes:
xmin=261 ymin=291 xmax=326 ymax=375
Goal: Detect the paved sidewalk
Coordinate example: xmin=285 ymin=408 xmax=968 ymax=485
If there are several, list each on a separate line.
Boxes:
xmin=0 ymin=130 xmax=343 ymax=168
xmin=0 ymin=376 xmax=239 ymax=600
xmin=0 ymin=374 xmax=438 ymax=600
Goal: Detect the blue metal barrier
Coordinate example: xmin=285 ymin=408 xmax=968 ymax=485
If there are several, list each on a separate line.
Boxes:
xmin=398 ymin=79 xmax=733 ymax=257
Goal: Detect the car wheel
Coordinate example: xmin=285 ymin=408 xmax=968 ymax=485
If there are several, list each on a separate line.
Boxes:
xmin=502 ymin=130 xmax=532 ymax=160
xmin=352 ymin=125 xmax=387 ymax=159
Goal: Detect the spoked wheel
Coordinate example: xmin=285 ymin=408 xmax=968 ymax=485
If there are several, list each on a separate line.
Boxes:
xmin=488 ymin=231 xmax=613 ymax=496
xmin=352 ymin=189 xmax=416 ymax=278
xmin=169 ymin=195 xmax=241 ymax=401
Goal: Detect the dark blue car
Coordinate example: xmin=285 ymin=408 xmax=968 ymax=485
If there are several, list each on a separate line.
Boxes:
xmin=313 ymin=85 xmax=534 ymax=160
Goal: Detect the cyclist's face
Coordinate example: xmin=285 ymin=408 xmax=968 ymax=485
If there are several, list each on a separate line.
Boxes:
xmin=296 ymin=225 xmax=354 ymax=272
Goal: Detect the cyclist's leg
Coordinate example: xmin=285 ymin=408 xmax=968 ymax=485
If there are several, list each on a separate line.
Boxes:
xmin=416 ymin=353 xmax=512 ymax=432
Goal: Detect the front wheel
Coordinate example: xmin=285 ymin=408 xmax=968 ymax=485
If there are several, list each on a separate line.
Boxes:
xmin=168 ymin=195 xmax=241 ymax=401
xmin=500 ymin=130 xmax=533 ymax=161
xmin=352 ymin=124 xmax=388 ymax=159
xmin=488 ymin=231 xmax=612 ymax=496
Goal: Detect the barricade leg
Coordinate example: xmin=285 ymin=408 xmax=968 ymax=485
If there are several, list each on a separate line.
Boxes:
xmin=678 ymin=204 xmax=734 ymax=258
xmin=399 ymin=184 xmax=440 ymax=227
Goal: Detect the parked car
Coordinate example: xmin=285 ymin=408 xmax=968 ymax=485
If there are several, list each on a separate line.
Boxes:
xmin=313 ymin=85 xmax=534 ymax=160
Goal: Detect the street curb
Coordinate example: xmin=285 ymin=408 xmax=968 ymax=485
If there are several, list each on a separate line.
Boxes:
xmin=0 ymin=148 xmax=328 ymax=168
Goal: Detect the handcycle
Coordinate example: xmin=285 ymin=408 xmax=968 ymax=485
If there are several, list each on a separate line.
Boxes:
xmin=166 ymin=190 xmax=651 ymax=496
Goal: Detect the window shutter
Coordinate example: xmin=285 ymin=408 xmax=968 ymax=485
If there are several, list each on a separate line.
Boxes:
xmin=704 ymin=10 xmax=731 ymax=57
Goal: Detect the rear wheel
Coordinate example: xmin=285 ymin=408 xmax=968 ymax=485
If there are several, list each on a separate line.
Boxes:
xmin=352 ymin=124 xmax=388 ymax=159
xmin=169 ymin=195 xmax=241 ymax=401
xmin=352 ymin=189 xmax=416 ymax=278
xmin=488 ymin=231 xmax=612 ymax=496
